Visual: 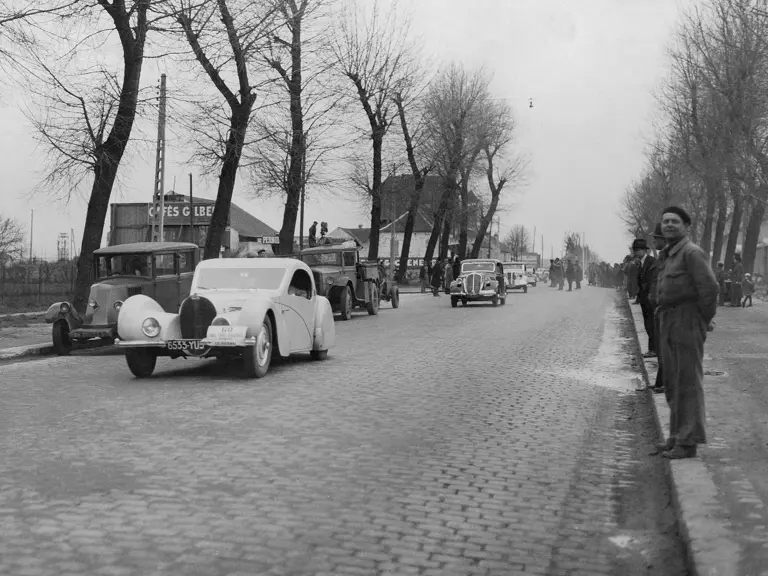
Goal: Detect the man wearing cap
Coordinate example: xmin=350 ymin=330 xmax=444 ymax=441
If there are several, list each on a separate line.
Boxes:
xmin=655 ymin=206 xmax=719 ymax=459
xmin=633 ymin=237 xmax=657 ymax=358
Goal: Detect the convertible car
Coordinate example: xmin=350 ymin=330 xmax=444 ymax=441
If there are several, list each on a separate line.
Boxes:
xmin=115 ymin=258 xmax=336 ymax=378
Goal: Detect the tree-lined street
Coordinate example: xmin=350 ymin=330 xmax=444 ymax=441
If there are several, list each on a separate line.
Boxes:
xmin=0 ymin=289 xmax=686 ymax=576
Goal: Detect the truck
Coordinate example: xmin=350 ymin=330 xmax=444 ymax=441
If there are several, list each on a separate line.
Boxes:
xmin=298 ymin=242 xmax=400 ymax=320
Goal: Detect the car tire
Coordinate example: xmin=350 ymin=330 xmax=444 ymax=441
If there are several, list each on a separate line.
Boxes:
xmin=500 ymin=291 xmax=506 ymax=306
xmin=451 ymin=296 xmax=458 ymax=308
xmin=339 ymin=286 xmax=353 ymax=320
xmin=125 ymin=349 xmax=157 ymax=378
xmin=244 ymin=315 xmax=273 ymax=378
xmin=52 ymin=320 xmax=72 ymax=356
xmin=366 ymin=284 xmax=379 ymax=316
xmin=391 ymin=287 xmax=400 ymax=309
xmin=524 ymin=286 xmax=528 ymax=293
xmin=310 ymin=349 xmax=328 ymax=361
xmin=492 ymin=295 xmax=499 ymax=306
xmin=461 ymin=298 xmax=468 ymax=306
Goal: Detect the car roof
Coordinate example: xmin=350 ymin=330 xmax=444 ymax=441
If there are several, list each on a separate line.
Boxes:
xmin=463 ymin=258 xmax=501 ymax=264
xmin=300 ymin=245 xmax=354 ymax=254
xmin=196 ymin=257 xmax=304 ymax=270
xmin=95 ymin=242 xmax=199 ymax=255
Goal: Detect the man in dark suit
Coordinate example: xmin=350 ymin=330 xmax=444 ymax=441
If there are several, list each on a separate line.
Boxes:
xmin=633 ymin=237 xmax=658 ymax=358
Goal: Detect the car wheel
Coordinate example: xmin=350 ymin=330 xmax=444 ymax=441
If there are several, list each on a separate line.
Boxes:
xmin=339 ymin=286 xmax=353 ymax=320
xmin=310 ymin=349 xmax=328 ymax=361
xmin=366 ymin=284 xmax=379 ymax=315
xmin=244 ymin=316 xmax=273 ymax=378
xmin=125 ymin=349 xmax=157 ymax=378
xmin=52 ymin=320 xmax=72 ymax=356
xmin=524 ymin=286 xmax=528 ymax=293
xmin=500 ymin=290 xmax=506 ymax=306
xmin=391 ymin=287 xmax=400 ymax=309
xmin=451 ymin=296 xmax=458 ymax=308
xmin=461 ymin=298 xmax=468 ymax=306
xmin=492 ymin=295 xmax=499 ymax=306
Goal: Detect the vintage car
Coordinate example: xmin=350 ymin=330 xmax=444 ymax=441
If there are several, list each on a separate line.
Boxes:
xmin=299 ymin=241 xmax=400 ymax=320
xmin=44 ymin=242 xmax=199 ymax=355
xmin=502 ymin=261 xmax=530 ymax=292
xmin=115 ymin=257 xmax=335 ymax=379
xmin=449 ymin=259 xmax=506 ymax=307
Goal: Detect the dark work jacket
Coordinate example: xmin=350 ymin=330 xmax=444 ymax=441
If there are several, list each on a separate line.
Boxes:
xmin=656 ymin=237 xmax=719 ymax=324
xmin=636 ymin=254 xmax=658 ymax=306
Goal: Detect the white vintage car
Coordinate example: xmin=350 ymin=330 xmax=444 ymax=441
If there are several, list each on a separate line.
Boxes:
xmin=502 ymin=262 xmax=530 ymax=293
xmin=115 ymin=258 xmax=336 ymax=379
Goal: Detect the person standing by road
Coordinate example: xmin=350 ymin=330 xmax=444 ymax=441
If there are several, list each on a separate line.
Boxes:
xmin=655 ymin=206 xmax=719 ymax=459
xmin=730 ymin=253 xmax=744 ymax=307
xmin=308 ymin=221 xmax=318 ymax=248
xmin=650 ymin=223 xmax=667 ymax=394
xmin=430 ymin=259 xmax=443 ymax=297
xmin=575 ymin=261 xmax=583 ymax=289
xmin=715 ymin=262 xmax=726 ymax=306
xmin=444 ymin=258 xmax=454 ymax=294
xmin=742 ymin=273 xmax=755 ymax=308
xmin=633 ymin=238 xmax=657 ymax=358
xmin=565 ymin=260 xmax=575 ymax=291
xmin=419 ymin=260 xmax=429 ymax=293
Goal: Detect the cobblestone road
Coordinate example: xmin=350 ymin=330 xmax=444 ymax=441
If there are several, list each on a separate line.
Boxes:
xmin=0 ymin=288 xmax=685 ymax=576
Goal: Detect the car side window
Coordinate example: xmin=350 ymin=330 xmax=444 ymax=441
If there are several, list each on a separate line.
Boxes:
xmin=178 ymin=251 xmax=195 ymax=274
xmin=343 ymin=251 xmax=356 ymax=267
xmin=287 ymin=269 xmax=312 ymax=300
xmin=154 ymin=253 xmax=176 ymax=277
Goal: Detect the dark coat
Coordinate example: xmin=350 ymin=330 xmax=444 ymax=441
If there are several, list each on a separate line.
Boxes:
xmin=430 ymin=262 xmax=443 ymax=288
xmin=636 ymin=255 xmax=658 ymax=307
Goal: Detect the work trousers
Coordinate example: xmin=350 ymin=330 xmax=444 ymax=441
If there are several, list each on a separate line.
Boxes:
xmin=730 ymin=282 xmax=743 ymax=307
xmin=640 ymin=298 xmax=656 ymax=353
xmin=658 ymin=304 xmax=708 ymax=446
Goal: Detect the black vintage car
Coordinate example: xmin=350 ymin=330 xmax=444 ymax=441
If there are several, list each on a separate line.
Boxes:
xmin=448 ymin=258 xmax=506 ymax=307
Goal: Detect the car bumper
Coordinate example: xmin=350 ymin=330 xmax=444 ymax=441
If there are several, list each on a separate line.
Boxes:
xmin=450 ymin=290 xmax=498 ymax=298
xmin=115 ymin=337 xmax=259 ymax=348
xmin=507 ymin=284 xmax=528 ymax=290
xmin=70 ymin=325 xmax=116 ymax=340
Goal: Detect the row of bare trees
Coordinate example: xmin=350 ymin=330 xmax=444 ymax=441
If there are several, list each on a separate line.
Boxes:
xmin=621 ymin=0 xmax=768 ymax=274
xmin=1 ymin=0 xmax=524 ymax=310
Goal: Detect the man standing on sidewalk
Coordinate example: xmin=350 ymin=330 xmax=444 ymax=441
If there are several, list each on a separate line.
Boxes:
xmin=633 ymin=238 xmax=657 ymax=358
xmin=650 ymin=223 xmax=667 ymax=393
xmin=655 ymin=207 xmax=719 ymax=459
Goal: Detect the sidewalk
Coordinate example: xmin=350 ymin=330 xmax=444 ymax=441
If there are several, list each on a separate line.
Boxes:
xmin=627 ymin=297 xmax=768 ymax=576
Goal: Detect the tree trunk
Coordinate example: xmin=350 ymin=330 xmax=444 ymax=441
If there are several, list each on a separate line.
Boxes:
xmin=470 ymin=196 xmax=500 ymax=258
xmin=423 ymin=180 xmax=453 ymax=264
xmin=396 ymin=184 xmax=424 ymax=283
xmin=72 ymin=12 xmax=147 ymax=313
xmin=367 ymin=133 xmax=384 ymax=260
xmin=204 ymin=104 xmax=251 ymax=260
xmin=742 ymin=188 xmax=767 ymax=274
xmin=440 ymin=211 xmax=452 ymax=259
xmin=711 ymin=191 xmax=727 ymax=268
xmin=723 ymin=182 xmax=744 ymax=272
xmin=458 ymin=182 xmax=469 ymax=258
xmin=698 ymin=176 xmax=719 ymax=257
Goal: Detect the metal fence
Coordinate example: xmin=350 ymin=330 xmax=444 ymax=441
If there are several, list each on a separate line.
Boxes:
xmin=0 ymin=260 xmax=76 ymax=309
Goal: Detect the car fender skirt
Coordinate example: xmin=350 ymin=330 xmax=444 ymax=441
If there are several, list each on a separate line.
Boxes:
xmin=313 ymin=296 xmax=336 ymax=351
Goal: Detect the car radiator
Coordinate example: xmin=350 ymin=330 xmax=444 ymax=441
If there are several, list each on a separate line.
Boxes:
xmin=179 ymin=296 xmax=217 ymax=340
xmin=465 ymin=273 xmax=482 ymax=295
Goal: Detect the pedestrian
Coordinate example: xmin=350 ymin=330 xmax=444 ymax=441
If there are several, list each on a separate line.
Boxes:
xmin=650 ymin=223 xmax=667 ymax=394
xmin=549 ymin=259 xmax=556 ymax=287
xmin=742 ymin=273 xmax=755 ymax=308
xmin=633 ymin=238 xmax=657 ymax=358
xmin=308 ymin=221 xmax=318 ymax=248
xmin=575 ymin=261 xmax=583 ymax=289
xmin=626 ymin=254 xmax=640 ymax=301
xmin=565 ymin=260 xmax=575 ymax=291
xmin=419 ymin=260 xmax=429 ymax=293
xmin=730 ymin=253 xmax=744 ymax=307
xmin=655 ymin=206 xmax=719 ymax=459
xmin=430 ymin=259 xmax=443 ymax=297
xmin=452 ymin=255 xmax=461 ymax=280
xmin=444 ymin=258 xmax=454 ymax=294
xmin=715 ymin=262 xmax=726 ymax=306
xmin=554 ymin=258 xmax=565 ymax=290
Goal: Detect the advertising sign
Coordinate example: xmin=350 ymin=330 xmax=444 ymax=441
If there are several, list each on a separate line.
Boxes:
xmin=147 ymin=202 xmax=219 ymax=225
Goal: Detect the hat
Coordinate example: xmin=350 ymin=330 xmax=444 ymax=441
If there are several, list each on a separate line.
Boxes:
xmin=632 ymin=238 xmax=648 ymax=250
xmin=745 ymin=272 xmax=752 ymax=277
xmin=652 ymin=223 xmax=664 ymax=238
xmin=661 ymin=206 xmax=692 ymax=226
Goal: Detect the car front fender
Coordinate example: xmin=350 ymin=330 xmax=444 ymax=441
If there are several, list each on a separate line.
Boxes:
xmin=239 ymin=297 xmax=289 ymax=357
xmin=44 ymin=301 xmax=82 ymax=329
xmin=117 ymin=294 xmax=181 ymax=342
xmin=312 ymin=295 xmax=336 ymax=351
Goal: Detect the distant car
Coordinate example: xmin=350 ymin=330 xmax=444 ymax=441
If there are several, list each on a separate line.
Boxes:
xmin=115 ymin=257 xmax=335 ymax=379
xmin=449 ymin=259 xmax=506 ymax=307
xmin=502 ymin=262 xmax=529 ymax=293
xmin=44 ymin=241 xmax=199 ymax=355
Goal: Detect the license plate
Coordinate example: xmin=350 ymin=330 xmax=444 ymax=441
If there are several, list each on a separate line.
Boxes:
xmin=166 ymin=339 xmax=207 ymax=352
xmin=205 ymin=325 xmax=248 ymax=347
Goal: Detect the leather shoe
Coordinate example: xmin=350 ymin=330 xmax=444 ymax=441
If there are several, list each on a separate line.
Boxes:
xmin=642 ymin=351 xmax=657 ymax=358
xmin=655 ymin=439 xmax=674 ymax=452
xmin=651 ymin=386 xmax=665 ymax=394
xmin=663 ymin=445 xmax=697 ymax=459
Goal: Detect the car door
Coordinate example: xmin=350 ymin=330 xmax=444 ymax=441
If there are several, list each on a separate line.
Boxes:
xmin=153 ymin=252 xmax=179 ymax=312
xmin=280 ymin=269 xmax=316 ymax=352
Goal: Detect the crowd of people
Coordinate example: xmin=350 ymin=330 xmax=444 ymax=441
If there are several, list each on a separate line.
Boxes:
xmin=546 ymin=258 xmax=583 ymax=290
xmin=419 ymin=255 xmax=462 ymax=297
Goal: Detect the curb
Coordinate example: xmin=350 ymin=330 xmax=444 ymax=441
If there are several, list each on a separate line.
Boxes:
xmin=0 ymin=338 xmax=109 ymax=362
xmin=624 ymin=298 xmax=740 ymax=576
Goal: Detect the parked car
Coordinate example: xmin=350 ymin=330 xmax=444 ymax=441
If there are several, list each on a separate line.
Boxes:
xmin=299 ymin=241 xmax=399 ymax=320
xmin=502 ymin=262 xmax=530 ymax=293
xmin=449 ymin=259 xmax=506 ymax=307
xmin=44 ymin=242 xmax=199 ymax=355
xmin=115 ymin=257 xmax=335 ymax=379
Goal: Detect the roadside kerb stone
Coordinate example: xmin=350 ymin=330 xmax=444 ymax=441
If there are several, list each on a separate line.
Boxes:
xmin=626 ymin=298 xmax=740 ymax=576
xmin=0 ymin=339 xmax=108 ymax=362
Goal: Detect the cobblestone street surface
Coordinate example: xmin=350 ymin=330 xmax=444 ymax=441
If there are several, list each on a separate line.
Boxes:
xmin=0 ymin=288 xmax=687 ymax=576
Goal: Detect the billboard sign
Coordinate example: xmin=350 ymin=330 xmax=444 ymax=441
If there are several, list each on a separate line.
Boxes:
xmin=147 ymin=202 xmax=218 ymax=225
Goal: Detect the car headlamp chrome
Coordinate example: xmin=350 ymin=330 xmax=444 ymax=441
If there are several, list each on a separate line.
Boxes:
xmin=141 ymin=317 xmax=161 ymax=338
xmin=326 ymin=277 xmax=334 ymax=285
xmin=211 ymin=316 xmax=230 ymax=326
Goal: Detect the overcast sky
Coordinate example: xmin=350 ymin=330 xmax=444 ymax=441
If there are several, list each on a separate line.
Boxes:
xmin=1 ymin=0 xmax=691 ymax=262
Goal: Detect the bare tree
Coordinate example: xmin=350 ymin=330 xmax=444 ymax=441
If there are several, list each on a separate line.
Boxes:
xmin=0 ymin=215 xmax=24 ymax=261
xmin=171 ymin=0 xmax=280 ymax=259
xmin=504 ymin=225 xmax=529 ymax=261
xmin=334 ymin=0 xmax=411 ymax=260
xmin=17 ymin=0 xmax=150 ymax=312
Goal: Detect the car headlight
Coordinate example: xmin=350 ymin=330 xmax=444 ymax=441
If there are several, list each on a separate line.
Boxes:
xmin=211 ymin=316 xmax=230 ymax=326
xmin=326 ymin=277 xmax=334 ymax=285
xmin=141 ymin=317 xmax=161 ymax=338
xmin=60 ymin=303 xmax=71 ymax=314
xmin=114 ymin=301 xmax=123 ymax=311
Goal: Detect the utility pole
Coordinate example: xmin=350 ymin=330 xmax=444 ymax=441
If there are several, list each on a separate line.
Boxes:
xmin=189 ymin=173 xmax=195 ymax=247
xmin=29 ymin=209 xmax=34 ymax=260
xmin=150 ymin=74 xmax=168 ymax=243
xmin=299 ymin=135 xmax=306 ymax=251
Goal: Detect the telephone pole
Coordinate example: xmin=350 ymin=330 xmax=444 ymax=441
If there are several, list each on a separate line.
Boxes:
xmin=150 ymin=74 xmax=168 ymax=243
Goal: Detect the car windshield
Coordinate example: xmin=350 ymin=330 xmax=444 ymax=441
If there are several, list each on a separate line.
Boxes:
xmin=505 ymin=265 xmax=525 ymax=272
xmin=97 ymin=254 xmax=152 ymax=278
xmin=462 ymin=262 xmax=495 ymax=273
xmin=195 ymin=267 xmax=286 ymax=291
xmin=301 ymin=252 xmax=341 ymax=266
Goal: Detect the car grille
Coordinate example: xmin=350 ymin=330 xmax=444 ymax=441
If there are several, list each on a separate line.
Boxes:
xmin=179 ymin=295 xmax=217 ymax=340
xmin=127 ymin=286 xmax=142 ymax=297
xmin=465 ymin=273 xmax=482 ymax=295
